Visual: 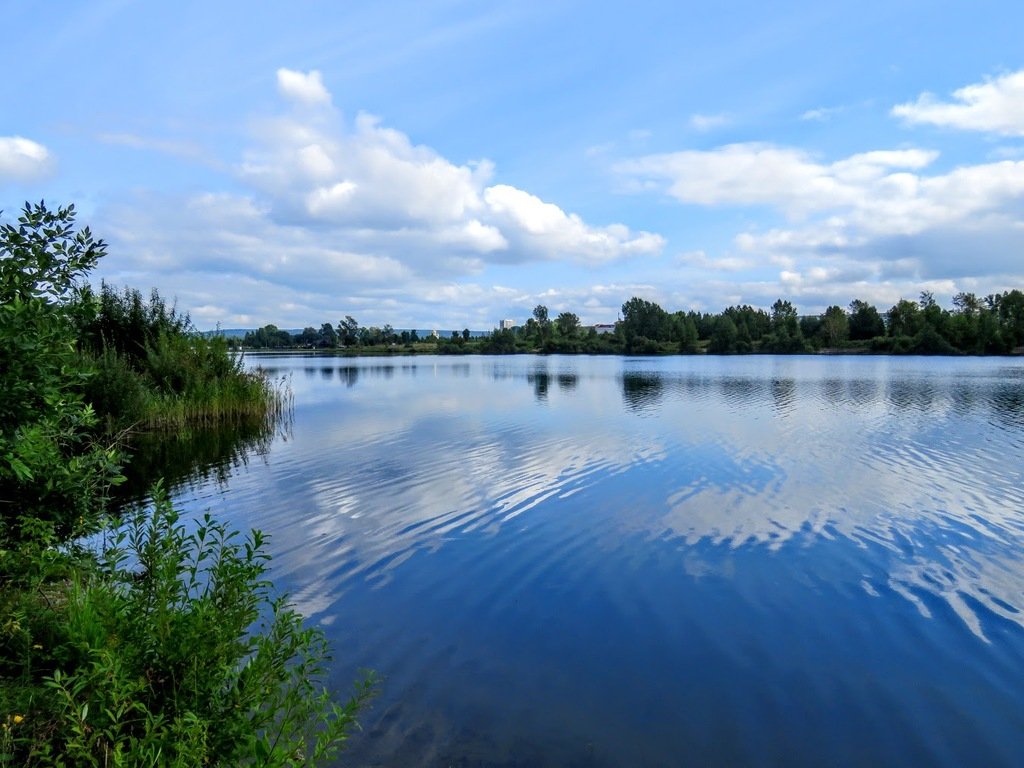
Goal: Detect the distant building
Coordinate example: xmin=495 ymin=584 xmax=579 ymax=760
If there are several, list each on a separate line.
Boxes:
xmin=592 ymin=323 xmax=616 ymax=335
xmin=499 ymin=319 xmax=516 ymax=330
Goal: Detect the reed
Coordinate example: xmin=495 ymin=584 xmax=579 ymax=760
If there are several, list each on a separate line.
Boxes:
xmin=78 ymin=285 xmax=292 ymax=433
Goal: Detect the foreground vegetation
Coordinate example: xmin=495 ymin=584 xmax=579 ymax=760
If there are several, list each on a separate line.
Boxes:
xmin=1 ymin=202 xmax=369 ymax=765
xmin=239 ymin=291 xmax=1024 ymax=357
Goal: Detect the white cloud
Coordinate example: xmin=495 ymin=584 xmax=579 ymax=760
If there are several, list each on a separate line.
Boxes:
xmin=616 ymin=143 xmax=940 ymax=218
xmin=689 ymin=113 xmax=730 ymax=132
xmin=484 ymin=185 xmax=663 ymax=263
xmin=236 ymin=80 xmax=661 ymax=267
xmin=276 ymin=68 xmax=332 ymax=106
xmin=0 ymin=136 xmax=53 ymax=181
xmin=616 ymin=135 xmax=1024 ymax=308
xmin=800 ymin=107 xmax=838 ymax=122
xmin=93 ymin=70 xmax=664 ymax=328
xmin=616 ymin=142 xmax=1024 ymax=241
xmin=892 ymin=70 xmax=1024 ymax=136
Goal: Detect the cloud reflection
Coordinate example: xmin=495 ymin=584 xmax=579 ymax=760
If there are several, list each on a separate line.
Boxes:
xmin=235 ymin=355 xmax=1024 ymax=640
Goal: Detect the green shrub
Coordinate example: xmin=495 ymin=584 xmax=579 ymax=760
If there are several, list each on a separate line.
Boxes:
xmin=3 ymin=485 xmax=374 ymax=767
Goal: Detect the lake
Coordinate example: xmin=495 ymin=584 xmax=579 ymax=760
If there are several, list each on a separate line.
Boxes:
xmin=140 ymin=354 xmax=1024 ymax=767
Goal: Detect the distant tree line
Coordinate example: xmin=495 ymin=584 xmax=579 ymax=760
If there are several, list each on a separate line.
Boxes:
xmin=236 ymin=289 xmax=1024 ymax=356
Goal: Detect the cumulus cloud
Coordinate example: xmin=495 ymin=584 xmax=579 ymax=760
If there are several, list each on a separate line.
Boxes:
xmin=94 ymin=70 xmax=663 ymax=327
xmin=892 ymin=70 xmax=1024 ymax=136
xmin=616 ymin=143 xmax=940 ymax=218
xmin=0 ymin=136 xmax=53 ymax=181
xmin=235 ymin=73 xmax=662 ymax=268
xmin=276 ymin=68 xmax=332 ymax=106
xmin=484 ymin=185 xmax=663 ymax=263
xmin=616 ymin=134 xmax=1024 ymax=308
xmin=617 ymin=141 xmax=1024 ymax=243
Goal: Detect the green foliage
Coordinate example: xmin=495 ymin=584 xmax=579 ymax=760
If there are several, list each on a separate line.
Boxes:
xmin=335 ymin=316 xmax=359 ymax=347
xmin=77 ymin=287 xmax=281 ymax=430
xmin=554 ymin=312 xmax=580 ymax=339
xmin=819 ymin=305 xmax=849 ymax=347
xmin=1 ymin=200 xmax=369 ymax=766
xmin=1 ymin=203 xmax=124 ymax=544
xmin=848 ymin=299 xmax=886 ymax=340
xmin=0 ymin=201 xmax=103 ymax=306
xmin=709 ymin=315 xmax=739 ymax=354
xmin=620 ymin=297 xmax=671 ymax=342
xmin=78 ymin=284 xmax=191 ymax=366
xmin=481 ymin=328 xmax=518 ymax=354
xmin=232 ymin=287 xmax=1024 ymax=359
xmin=626 ymin=335 xmax=662 ymax=355
xmin=2 ymin=486 xmax=374 ymax=767
xmin=886 ymin=299 xmax=922 ymax=338
xmin=243 ymin=325 xmax=294 ymax=349
xmin=677 ymin=315 xmax=699 ymax=354
xmin=908 ymin=325 xmax=960 ymax=355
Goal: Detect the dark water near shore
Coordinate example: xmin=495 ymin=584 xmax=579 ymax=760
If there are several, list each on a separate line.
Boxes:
xmin=137 ymin=354 xmax=1024 ymax=767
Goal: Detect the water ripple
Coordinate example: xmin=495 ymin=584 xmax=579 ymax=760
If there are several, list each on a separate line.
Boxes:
xmin=146 ymin=354 xmax=1024 ymax=767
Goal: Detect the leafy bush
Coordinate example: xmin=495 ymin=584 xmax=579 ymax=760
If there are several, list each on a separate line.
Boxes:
xmin=1 ymin=202 xmax=371 ymax=766
xmin=1 ymin=202 xmax=123 ymax=544
xmin=3 ymin=485 xmax=374 ymax=766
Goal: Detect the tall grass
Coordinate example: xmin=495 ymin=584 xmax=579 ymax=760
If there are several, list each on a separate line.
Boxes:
xmin=77 ymin=285 xmax=290 ymax=432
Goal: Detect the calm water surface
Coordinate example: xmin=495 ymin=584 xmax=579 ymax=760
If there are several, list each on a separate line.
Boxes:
xmin=147 ymin=355 xmax=1024 ymax=767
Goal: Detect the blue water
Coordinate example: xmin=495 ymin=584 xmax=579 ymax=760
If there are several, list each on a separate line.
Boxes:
xmin=158 ymin=355 xmax=1024 ymax=766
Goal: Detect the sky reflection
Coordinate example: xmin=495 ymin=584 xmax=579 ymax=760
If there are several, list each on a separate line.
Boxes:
xmin=147 ymin=354 xmax=1024 ymax=764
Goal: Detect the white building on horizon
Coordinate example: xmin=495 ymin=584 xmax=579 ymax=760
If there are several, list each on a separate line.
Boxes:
xmin=499 ymin=319 xmax=516 ymax=330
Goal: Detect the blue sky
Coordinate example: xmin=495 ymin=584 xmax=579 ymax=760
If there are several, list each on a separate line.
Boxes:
xmin=3 ymin=0 xmax=1023 ymax=330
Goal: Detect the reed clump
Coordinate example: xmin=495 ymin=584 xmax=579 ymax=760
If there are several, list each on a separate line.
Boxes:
xmin=78 ymin=284 xmax=291 ymax=431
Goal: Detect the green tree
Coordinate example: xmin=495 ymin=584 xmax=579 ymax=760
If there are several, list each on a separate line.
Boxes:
xmin=887 ymin=299 xmax=922 ymax=338
xmin=764 ymin=299 xmax=806 ymax=353
xmin=484 ymin=327 xmax=517 ymax=353
xmin=953 ymin=292 xmax=981 ymax=315
xmin=848 ymin=299 xmax=885 ymax=340
xmin=820 ymin=305 xmax=849 ymax=347
xmin=0 ymin=202 xmax=122 ymax=542
xmin=678 ymin=315 xmax=699 ymax=353
xmin=709 ymin=315 xmax=738 ymax=353
xmin=297 ymin=326 xmax=319 ymax=347
xmin=317 ymin=322 xmax=338 ymax=348
xmin=555 ymin=311 xmax=580 ymax=338
xmin=243 ymin=324 xmax=291 ymax=348
xmin=770 ymin=299 xmax=799 ymax=335
xmin=0 ymin=201 xmax=103 ymax=305
xmin=919 ymin=291 xmax=948 ymax=337
xmin=336 ymin=315 xmax=359 ymax=346
xmin=723 ymin=305 xmax=770 ymax=343
xmin=620 ymin=297 xmax=671 ymax=342
xmin=998 ymin=289 xmax=1024 ymax=348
